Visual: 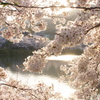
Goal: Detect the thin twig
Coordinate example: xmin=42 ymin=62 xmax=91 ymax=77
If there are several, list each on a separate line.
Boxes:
xmin=0 ymin=83 xmax=38 ymax=99
xmin=86 ymin=23 xmax=100 ymax=33
xmin=0 ymin=83 xmax=31 ymax=90
xmin=71 ymin=6 xmax=100 ymax=10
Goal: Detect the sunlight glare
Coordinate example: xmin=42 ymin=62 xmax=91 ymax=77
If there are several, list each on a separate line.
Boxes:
xmin=46 ymin=55 xmax=79 ymax=61
xmin=57 ymin=0 xmax=69 ymax=6
xmin=69 ymin=0 xmax=76 ymax=3
xmin=7 ymin=70 xmax=76 ymax=99
xmin=6 ymin=16 xmax=15 ymax=22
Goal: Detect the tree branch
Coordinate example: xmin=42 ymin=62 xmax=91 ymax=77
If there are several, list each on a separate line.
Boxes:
xmin=0 ymin=83 xmax=38 ymax=99
xmin=71 ymin=6 xmax=100 ymax=10
xmin=0 ymin=1 xmax=100 ymax=10
xmin=86 ymin=23 xmax=100 ymax=33
xmin=0 ymin=83 xmax=31 ymax=90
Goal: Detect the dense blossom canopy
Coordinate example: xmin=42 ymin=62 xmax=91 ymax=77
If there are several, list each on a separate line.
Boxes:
xmin=0 ymin=0 xmax=100 ymax=99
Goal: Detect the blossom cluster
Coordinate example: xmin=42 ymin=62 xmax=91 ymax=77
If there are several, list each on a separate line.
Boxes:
xmin=0 ymin=67 xmax=7 ymax=80
xmin=61 ymin=44 xmax=100 ymax=99
xmin=0 ymin=67 xmax=61 ymax=100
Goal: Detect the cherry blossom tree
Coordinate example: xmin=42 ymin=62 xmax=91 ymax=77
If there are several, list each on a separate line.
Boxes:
xmin=0 ymin=0 xmax=100 ymax=99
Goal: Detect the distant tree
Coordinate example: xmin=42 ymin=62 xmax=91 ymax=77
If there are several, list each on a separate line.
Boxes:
xmin=0 ymin=0 xmax=100 ymax=99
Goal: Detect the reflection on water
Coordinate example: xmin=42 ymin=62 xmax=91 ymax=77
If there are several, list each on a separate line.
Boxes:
xmin=45 ymin=55 xmax=79 ymax=77
xmin=6 ymin=70 xmax=76 ymax=99
xmin=0 ymin=55 xmax=25 ymax=71
xmin=0 ymin=54 xmax=79 ymax=77
xmin=0 ymin=54 xmax=79 ymax=99
xmin=46 ymin=55 xmax=79 ymax=61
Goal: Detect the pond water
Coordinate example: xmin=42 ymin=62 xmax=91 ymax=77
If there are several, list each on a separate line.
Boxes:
xmin=0 ymin=50 xmax=79 ymax=98
xmin=0 ymin=52 xmax=79 ymax=77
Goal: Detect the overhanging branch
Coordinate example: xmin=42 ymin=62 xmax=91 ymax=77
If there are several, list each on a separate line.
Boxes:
xmin=0 ymin=1 xmax=100 ymax=10
xmin=0 ymin=83 xmax=38 ymax=99
xmin=86 ymin=23 xmax=100 ymax=33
